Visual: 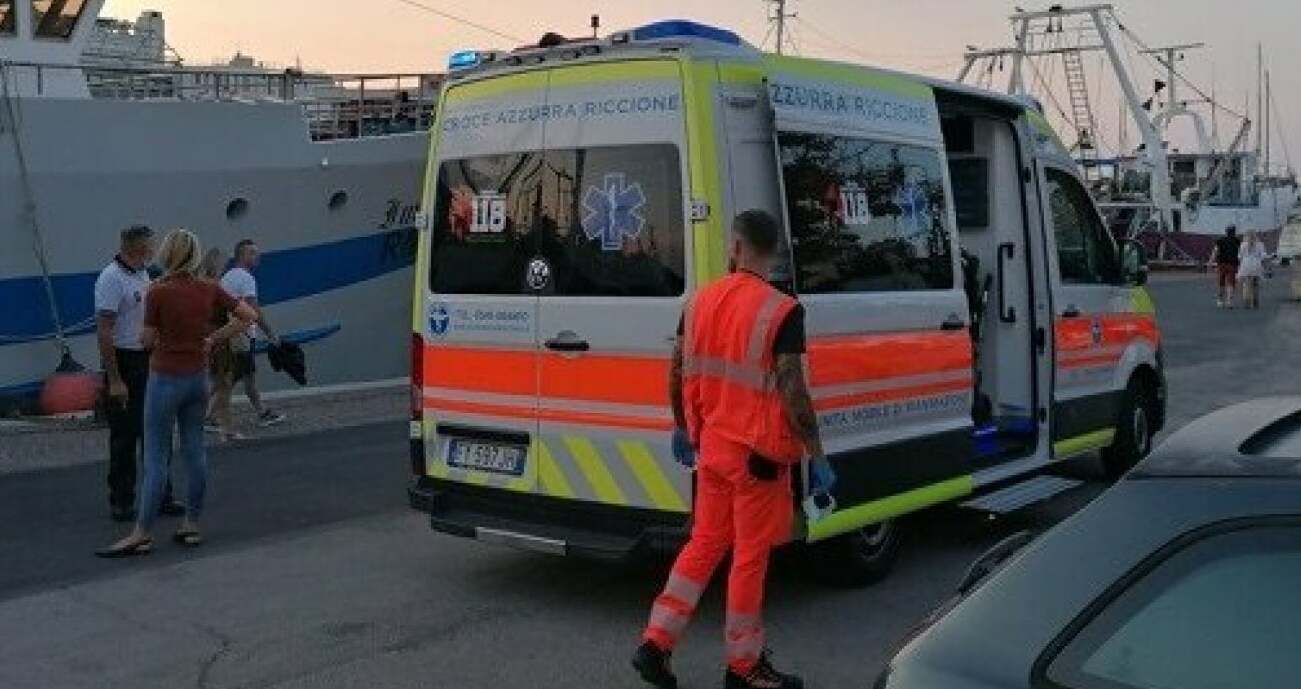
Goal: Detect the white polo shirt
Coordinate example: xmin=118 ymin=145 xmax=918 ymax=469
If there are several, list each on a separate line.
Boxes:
xmin=94 ymin=258 xmax=152 ymax=350
xmin=220 ymin=266 xmax=262 ymax=339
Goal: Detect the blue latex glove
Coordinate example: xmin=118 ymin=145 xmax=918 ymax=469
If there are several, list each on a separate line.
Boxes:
xmin=810 ymin=455 xmax=837 ymax=495
xmin=671 ymin=427 xmax=696 ymax=469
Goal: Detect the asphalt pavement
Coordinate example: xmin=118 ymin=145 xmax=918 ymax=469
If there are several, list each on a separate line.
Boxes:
xmin=2 ymin=269 xmax=1298 ymax=689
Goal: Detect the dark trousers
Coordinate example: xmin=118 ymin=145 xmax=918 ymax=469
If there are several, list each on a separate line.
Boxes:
xmin=106 ymin=349 xmax=171 ymax=509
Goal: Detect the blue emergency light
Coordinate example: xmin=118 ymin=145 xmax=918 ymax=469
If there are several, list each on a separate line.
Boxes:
xmin=629 ymin=20 xmax=741 ymax=45
xmin=448 ymin=50 xmax=482 ymax=70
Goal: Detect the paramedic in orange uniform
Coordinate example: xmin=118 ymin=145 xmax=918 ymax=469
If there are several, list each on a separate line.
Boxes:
xmin=633 ymin=210 xmax=835 ymax=689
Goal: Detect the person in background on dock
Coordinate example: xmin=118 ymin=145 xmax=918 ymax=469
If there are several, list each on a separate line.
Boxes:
xmin=1237 ymin=230 xmax=1269 ymax=310
xmin=95 ymin=225 xmax=184 ymax=522
xmin=220 ymin=239 xmax=287 ymax=428
xmin=97 ymin=229 xmax=257 ymax=558
xmin=200 ymin=249 xmax=244 ymax=442
xmin=1207 ymin=225 xmax=1241 ymax=309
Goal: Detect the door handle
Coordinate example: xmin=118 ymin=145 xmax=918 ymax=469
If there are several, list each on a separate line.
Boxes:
xmin=1061 ymin=306 xmax=1081 ymax=318
xmin=544 ymin=330 xmax=590 ymax=352
xmin=940 ymin=314 xmax=966 ymax=331
xmin=997 ymin=242 xmax=1016 ymax=324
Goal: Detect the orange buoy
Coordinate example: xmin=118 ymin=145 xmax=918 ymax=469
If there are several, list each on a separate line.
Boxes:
xmin=38 ymin=352 xmax=101 ymax=416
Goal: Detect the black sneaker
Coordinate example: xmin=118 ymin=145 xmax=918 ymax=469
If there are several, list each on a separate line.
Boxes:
xmin=632 ymin=641 xmax=678 ymax=689
xmin=725 ymin=651 xmax=804 ymax=689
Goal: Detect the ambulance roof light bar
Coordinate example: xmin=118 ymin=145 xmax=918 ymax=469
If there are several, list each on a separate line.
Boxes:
xmin=612 ymin=19 xmax=742 ymax=46
xmin=447 ymin=49 xmax=502 ymax=71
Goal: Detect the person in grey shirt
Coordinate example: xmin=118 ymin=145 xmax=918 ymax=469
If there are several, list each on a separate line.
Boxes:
xmin=95 ymin=225 xmax=182 ymax=522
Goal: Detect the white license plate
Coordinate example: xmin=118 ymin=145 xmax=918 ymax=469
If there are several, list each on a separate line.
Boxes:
xmin=446 ymin=439 xmax=526 ymax=476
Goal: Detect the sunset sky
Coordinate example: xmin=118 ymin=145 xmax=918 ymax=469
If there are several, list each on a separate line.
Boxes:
xmin=99 ymin=0 xmax=1299 ymax=166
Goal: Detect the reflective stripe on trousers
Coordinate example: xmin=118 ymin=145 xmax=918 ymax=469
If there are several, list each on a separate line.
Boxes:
xmin=725 ymin=611 xmax=765 ymax=668
xmin=645 ymin=572 xmax=707 ymax=647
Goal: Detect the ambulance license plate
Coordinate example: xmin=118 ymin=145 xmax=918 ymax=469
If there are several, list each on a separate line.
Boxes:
xmin=447 ymin=439 xmax=526 ymax=476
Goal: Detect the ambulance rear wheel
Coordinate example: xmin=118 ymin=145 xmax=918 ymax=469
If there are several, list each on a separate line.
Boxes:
xmin=810 ymin=519 xmax=901 ymax=587
xmin=1101 ymin=379 xmax=1156 ymax=479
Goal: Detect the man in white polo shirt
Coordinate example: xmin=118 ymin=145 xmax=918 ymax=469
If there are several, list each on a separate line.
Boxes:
xmin=95 ymin=225 xmax=182 ymax=522
xmin=220 ymin=239 xmax=286 ymax=428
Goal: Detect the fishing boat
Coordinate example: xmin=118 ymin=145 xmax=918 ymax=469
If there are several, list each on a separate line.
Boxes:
xmin=1 ymin=1 xmax=438 ymax=413
xmin=959 ymin=3 xmax=1297 ymax=261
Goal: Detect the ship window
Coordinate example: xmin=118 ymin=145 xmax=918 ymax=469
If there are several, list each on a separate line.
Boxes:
xmin=226 ymin=198 xmax=250 ymax=221
xmin=31 ymin=0 xmax=87 ymax=40
xmin=0 ymin=2 xmax=15 ymax=35
xmin=328 ymin=191 xmax=349 ymax=212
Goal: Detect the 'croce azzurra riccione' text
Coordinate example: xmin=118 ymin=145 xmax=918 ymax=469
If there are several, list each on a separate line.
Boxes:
xmin=443 ymin=93 xmax=681 ymax=133
xmin=768 ymin=82 xmax=931 ymax=127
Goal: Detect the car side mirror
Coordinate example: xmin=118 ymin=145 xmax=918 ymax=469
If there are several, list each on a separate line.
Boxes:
xmin=1120 ymin=240 xmax=1149 ymax=286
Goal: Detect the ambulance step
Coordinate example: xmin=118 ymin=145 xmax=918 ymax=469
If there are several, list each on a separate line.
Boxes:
xmin=961 ymin=476 xmax=1082 ymax=514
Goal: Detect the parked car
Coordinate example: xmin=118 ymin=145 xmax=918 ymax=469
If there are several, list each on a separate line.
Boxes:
xmin=877 ymin=397 xmax=1301 ymax=689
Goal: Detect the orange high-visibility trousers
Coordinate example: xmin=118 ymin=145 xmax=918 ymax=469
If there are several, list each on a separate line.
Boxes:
xmin=643 ymin=441 xmax=793 ymax=674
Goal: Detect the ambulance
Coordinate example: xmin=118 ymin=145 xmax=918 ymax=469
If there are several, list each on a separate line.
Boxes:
xmin=407 ymin=20 xmax=1165 ymax=585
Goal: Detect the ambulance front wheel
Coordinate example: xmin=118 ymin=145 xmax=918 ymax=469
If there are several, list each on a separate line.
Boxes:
xmin=809 ymin=519 xmax=902 ymax=587
xmin=1101 ymin=378 xmax=1157 ymax=479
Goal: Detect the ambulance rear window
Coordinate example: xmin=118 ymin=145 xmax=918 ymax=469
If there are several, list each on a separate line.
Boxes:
xmin=779 ymin=133 xmax=955 ymax=293
xmin=429 ymin=144 xmax=685 ymax=297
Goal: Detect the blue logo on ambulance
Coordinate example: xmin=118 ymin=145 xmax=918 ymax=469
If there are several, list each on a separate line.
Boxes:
xmin=428 ymin=302 xmax=450 ymax=337
xmin=582 ymin=173 xmax=646 ymax=251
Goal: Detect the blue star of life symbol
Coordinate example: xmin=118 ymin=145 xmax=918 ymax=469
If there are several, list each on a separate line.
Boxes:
xmin=893 ymin=182 xmax=931 ymax=237
xmin=428 ymin=302 xmax=450 ymax=337
xmin=581 ymin=173 xmax=647 ymax=251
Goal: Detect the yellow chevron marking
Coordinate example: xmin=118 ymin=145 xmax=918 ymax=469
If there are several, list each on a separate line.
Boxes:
xmin=428 ymin=460 xmax=449 ymax=479
xmin=617 ymin=440 xmax=688 ymax=512
xmin=535 ymin=440 xmax=574 ymax=498
xmin=564 ymin=436 xmax=628 ymax=505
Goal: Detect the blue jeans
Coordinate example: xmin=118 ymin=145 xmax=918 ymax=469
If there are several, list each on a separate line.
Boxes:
xmin=138 ymin=371 xmax=209 ymax=530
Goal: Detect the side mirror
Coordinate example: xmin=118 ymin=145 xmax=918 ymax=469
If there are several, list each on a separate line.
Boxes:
xmin=1121 ymin=239 xmax=1149 ymax=286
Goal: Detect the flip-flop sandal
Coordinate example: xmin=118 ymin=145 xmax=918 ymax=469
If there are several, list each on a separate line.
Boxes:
xmin=95 ymin=538 xmax=153 ymax=558
xmin=172 ymin=530 xmax=204 ymax=547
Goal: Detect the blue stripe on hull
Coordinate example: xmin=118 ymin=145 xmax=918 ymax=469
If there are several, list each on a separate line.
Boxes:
xmin=1 ymin=226 xmax=416 ymax=346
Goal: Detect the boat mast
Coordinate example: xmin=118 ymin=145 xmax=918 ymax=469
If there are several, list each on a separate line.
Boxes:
xmin=1086 ymin=5 xmax=1173 ymax=230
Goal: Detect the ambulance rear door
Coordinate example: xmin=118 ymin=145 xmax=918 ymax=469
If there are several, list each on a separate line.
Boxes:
xmin=530 ymin=60 xmax=694 ymax=517
xmin=421 ymin=71 xmax=550 ymax=493
xmin=766 ymin=58 xmax=976 ymax=540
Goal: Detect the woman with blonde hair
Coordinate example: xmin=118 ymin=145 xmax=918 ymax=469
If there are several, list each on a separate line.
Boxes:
xmin=98 ymin=230 xmax=257 ymax=557
xmin=1237 ymin=230 xmax=1269 ymax=309
xmin=199 ymin=248 xmax=243 ymax=442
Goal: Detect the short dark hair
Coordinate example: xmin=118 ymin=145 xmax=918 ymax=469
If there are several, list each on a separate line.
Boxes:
xmin=234 ymin=238 xmax=256 ymax=259
xmin=120 ymin=224 xmax=153 ymax=245
xmin=732 ymin=210 xmax=782 ymax=256
xmin=1226 ymin=225 xmax=1237 ymax=236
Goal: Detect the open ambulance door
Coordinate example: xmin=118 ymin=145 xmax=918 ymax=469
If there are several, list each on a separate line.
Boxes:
xmin=764 ymin=58 xmax=974 ymax=583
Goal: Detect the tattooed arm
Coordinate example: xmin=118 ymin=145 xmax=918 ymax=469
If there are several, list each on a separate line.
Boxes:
xmin=775 ymin=353 xmax=823 ymax=458
xmin=669 ymin=337 xmax=688 ymax=429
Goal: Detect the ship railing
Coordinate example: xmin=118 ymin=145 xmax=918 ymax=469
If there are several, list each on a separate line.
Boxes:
xmin=0 ymin=61 xmax=442 ymax=141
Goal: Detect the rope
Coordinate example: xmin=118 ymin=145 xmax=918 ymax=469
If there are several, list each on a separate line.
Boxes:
xmin=1 ymin=61 xmax=70 ymax=356
xmin=389 ymin=0 xmax=524 ymax=43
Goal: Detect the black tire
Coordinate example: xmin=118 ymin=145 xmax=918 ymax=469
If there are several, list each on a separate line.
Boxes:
xmin=809 ymin=519 xmax=902 ymax=587
xmin=1101 ymin=378 xmax=1156 ymax=479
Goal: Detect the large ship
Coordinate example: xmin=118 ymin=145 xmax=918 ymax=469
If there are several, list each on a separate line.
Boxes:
xmin=959 ymin=4 xmax=1297 ymax=261
xmin=1 ymin=1 xmax=439 ymax=413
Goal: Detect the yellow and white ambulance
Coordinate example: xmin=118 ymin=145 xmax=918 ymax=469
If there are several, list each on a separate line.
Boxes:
xmin=407 ymin=21 xmax=1165 ymax=584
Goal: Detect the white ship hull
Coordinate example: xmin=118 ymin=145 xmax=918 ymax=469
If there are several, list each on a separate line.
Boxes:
xmin=1 ymin=96 xmax=427 ymax=411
